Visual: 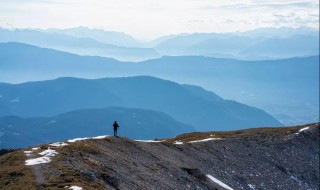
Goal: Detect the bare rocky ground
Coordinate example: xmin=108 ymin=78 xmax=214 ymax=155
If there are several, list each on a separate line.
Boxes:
xmin=0 ymin=123 xmax=319 ymax=190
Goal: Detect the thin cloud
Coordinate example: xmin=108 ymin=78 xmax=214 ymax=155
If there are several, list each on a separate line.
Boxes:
xmin=221 ymin=1 xmax=318 ymax=9
xmin=0 ymin=0 xmax=318 ymax=39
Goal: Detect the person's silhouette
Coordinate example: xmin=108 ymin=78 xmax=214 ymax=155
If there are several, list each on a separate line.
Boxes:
xmin=113 ymin=121 xmax=120 ymax=136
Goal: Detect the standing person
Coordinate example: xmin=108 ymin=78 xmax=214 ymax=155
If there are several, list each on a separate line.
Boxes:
xmin=113 ymin=121 xmax=120 ymax=136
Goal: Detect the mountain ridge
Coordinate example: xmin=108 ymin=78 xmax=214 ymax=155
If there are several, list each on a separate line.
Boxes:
xmin=0 ymin=76 xmax=282 ymax=132
xmin=1 ymin=122 xmax=318 ymax=190
xmin=0 ymin=42 xmax=318 ymax=126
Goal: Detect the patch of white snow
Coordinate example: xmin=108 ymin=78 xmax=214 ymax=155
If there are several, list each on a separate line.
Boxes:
xmin=25 ymin=148 xmax=58 ymax=166
xmin=25 ymin=156 xmax=51 ymax=165
xmin=68 ymin=137 xmax=89 ymax=143
xmin=67 ymin=135 xmax=111 ymax=143
xmin=69 ymin=186 xmax=83 ymax=190
xmin=295 ymin=127 xmax=310 ymax=135
xmin=24 ymin=150 xmax=33 ymax=156
xmin=39 ymin=148 xmax=58 ymax=157
xmin=206 ymin=174 xmax=234 ymax=190
xmin=92 ymin=135 xmax=109 ymax=139
xmin=135 ymin=140 xmax=162 ymax=142
xmin=32 ymin=147 xmax=40 ymax=150
xmin=298 ymin=127 xmax=309 ymax=132
xmin=50 ymin=142 xmax=68 ymax=147
xmin=174 ymin=140 xmax=184 ymax=145
xmin=189 ymin=138 xmax=222 ymax=143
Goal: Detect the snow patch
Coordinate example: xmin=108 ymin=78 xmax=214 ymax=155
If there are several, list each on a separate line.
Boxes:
xmin=298 ymin=127 xmax=309 ymax=132
xmin=68 ymin=137 xmax=89 ymax=143
xmin=189 ymin=138 xmax=222 ymax=143
xmin=206 ymin=174 xmax=234 ymax=190
xmin=39 ymin=148 xmax=58 ymax=157
xmin=135 ymin=140 xmax=162 ymax=142
xmin=25 ymin=156 xmax=51 ymax=165
xmin=174 ymin=140 xmax=184 ymax=145
xmin=50 ymin=142 xmax=68 ymax=147
xmin=25 ymin=148 xmax=58 ymax=166
xmin=24 ymin=150 xmax=33 ymax=156
xmin=295 ymin=127 xmax=310 ymax=135
xmin=67 ymin=135 xmax=109 ymax=143
xmin=92 ymin=135 xmax=109 ymax=139
xmin=68 ymin=186 xmax=83 ymax=190
xmin=25 ymin=135 xmax=109 ymax=166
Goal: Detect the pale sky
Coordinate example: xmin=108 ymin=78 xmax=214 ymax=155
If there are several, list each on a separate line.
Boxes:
xmin=0 ymin=0 xmax=319 ymax=40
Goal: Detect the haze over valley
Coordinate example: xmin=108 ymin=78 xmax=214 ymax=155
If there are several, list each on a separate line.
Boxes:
xmin=1 ymin=1 xmax=319 ymax=189
xmin=0 ymin=27 xmax=318 ymax=126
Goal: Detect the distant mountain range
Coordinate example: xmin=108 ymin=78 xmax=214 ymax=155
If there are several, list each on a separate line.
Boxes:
xmin=0 ymin=76 xmax=281 ymax=133
xmin=0 ymin=28 xmax=160 ymax=62
xmin=0 ymin=42 xmax=318 ymax=125
xmin=0 ymin=26 xmax=318 ymax=61
xmin=43 ymin=26 xmax=143 ymax=47
xmin=155 ymin=32 xmax=319 ymax=60
xmin=0 ymin=107 xmax=195 ymax=148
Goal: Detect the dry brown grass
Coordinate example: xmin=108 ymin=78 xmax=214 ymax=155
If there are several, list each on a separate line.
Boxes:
xmin=0 ymin=150 xmax=36 ymax=190
xmin=164 ymin=122 xmax=319 ymax=143
xmin=38 ymin=141 xmax=107 ymax=190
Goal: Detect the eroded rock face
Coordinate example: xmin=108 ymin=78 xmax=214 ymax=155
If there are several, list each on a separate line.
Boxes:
xmin=1 ymin=123 xmax=319 ymax=190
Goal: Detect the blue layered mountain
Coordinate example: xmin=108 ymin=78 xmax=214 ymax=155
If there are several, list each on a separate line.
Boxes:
xmin=0 ymin=107 xmax=195 ymax=148
xmin=0 ymin=29 xmax=160 ymax=61
xmin=0 ymin=42 xmax=318 ymax=126
xmin=0 ymin=76 xmax=281 ymax=132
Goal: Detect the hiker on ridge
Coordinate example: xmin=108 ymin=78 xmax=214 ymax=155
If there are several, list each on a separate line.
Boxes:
xmin=113 ymin=121 xmax=120 ymax=136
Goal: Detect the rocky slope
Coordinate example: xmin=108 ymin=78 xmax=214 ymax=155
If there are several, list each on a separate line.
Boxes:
xmin=0 ymin=123 xmax=318 ymax=190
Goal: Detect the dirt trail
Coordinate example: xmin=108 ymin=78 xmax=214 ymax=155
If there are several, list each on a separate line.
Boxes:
xmin=24 ymin=150 xmax=46 ymax=190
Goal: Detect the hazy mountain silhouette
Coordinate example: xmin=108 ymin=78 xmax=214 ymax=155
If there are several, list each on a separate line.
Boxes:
xmin=0 ymin=107 xmax=195 ymax=148
xmin=239 ymin=35 xmax=319 ymax=59
xmin=0 ymin=27 xmax=318 ymax=61
xmin=154 ymin=27 xmax=319 ymax=60
xmin=0 ymin=42 xmax=318 ymax=125
xmin=0 ymin=42 xmax=125 ymax=82
xmin=138 ymin=55 xmax=319 ymax=125
xmin=0 ymin=29 xmax=160 ymax=61
xmin=44 ymin=27 xmax=143 ymax=48
xmin=240 ymin=26 xmax=319 ymax=38
xmin=184 ymin=36 xmax=263 ymax=58
xmin=0 ymin=76 xmax=281 ymax=131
